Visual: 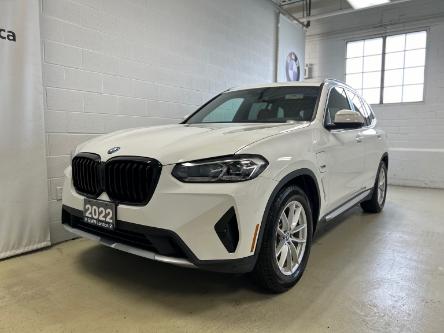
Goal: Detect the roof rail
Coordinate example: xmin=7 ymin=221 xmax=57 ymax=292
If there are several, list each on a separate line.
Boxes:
xmin=324 ymin=78 xmax=344 ymax=84
xmin=323 ymin=78 xmax=357 ymax=91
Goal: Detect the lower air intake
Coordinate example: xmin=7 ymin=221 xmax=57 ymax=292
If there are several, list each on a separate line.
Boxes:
xmin=214 ymin=207 xmax=239 ymax=253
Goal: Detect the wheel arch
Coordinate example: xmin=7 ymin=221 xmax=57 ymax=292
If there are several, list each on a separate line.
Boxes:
xmin=254 ymin=168 xmax=321 ymax=258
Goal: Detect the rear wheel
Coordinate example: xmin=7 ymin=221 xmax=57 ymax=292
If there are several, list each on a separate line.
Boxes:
xmin=361 ymin=161 xmax=387 ymax=213
xmin=253 ymin=185 xmax=313 ymax=293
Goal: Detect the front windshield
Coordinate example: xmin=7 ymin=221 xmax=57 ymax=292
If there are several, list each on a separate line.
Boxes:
xmin=185 ymin=86 xmax=320 ymax=124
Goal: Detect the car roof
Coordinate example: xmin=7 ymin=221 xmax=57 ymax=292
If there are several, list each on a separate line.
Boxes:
xmin=227 ymin=78 xmax=348 ymax=92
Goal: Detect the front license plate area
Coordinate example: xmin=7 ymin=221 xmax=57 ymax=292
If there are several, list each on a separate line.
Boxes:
xmin=83 ymin=199 xmax=116 ymax=230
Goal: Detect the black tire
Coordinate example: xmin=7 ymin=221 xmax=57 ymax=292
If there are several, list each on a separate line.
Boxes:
xmin=360 ymin=161 xmax=387 ymax=213
xmin=253 ymin=185 xmax=313 ymax=293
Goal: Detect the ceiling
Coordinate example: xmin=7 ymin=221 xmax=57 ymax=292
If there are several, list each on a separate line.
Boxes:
xmin=277 ymin=0 xmax=419 ymax=22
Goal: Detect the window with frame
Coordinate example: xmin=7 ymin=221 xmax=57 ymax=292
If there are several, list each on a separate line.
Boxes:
xmin=346 ymin=30 xmax=427 ymax=104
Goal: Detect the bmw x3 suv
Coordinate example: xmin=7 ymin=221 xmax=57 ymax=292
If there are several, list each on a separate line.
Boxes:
xmin=62 ymin=79 xmax=388 ymax=293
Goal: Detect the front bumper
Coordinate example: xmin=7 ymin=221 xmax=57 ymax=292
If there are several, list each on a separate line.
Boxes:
xmin=62 ymin=164 xmax=277 ymax=273
xmin=62 ymin=206 xmax=257 ymax=273
xmin=63 ymin=224 xmax=195 ymax=268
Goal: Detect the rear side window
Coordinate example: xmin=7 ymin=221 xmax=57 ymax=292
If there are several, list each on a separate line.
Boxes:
xmin=346 ymin=90 xmax=369 ymax=125
xmin=347 ymin=91 xmax=364 ymax=115
xmin=362 ymin=99 xmax=376 ymax=124
xmin=325 ymin=87 xmax=351 ymax=125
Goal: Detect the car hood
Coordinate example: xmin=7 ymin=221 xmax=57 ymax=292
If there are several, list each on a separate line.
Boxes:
xmin=76 ymin=122 xmax=308 ymax=165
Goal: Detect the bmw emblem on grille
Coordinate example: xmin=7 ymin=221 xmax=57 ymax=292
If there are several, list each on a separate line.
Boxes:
xmin=108 ymin=147 xmax=120 ymax=154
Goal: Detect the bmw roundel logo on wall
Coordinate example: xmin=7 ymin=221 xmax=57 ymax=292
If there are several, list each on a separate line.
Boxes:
xmin=286 ymin=52 xmax=301 ymax=81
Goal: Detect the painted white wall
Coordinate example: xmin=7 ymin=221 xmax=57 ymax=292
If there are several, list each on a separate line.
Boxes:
xmin=305 ymin=0 xmax=444 ymax=189
xmin=39 ymin=0 xmax=279 ymax=242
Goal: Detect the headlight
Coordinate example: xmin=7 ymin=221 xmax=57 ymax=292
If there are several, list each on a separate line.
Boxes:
xmin=172 ymin=155 xmax=269 ymax=183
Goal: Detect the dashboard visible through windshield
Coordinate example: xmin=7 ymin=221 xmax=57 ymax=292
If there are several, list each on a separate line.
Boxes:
xmin=185 ymin=86 xmax=321 ymax=124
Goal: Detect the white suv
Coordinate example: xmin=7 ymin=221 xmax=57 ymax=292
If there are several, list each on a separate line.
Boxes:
xmin=62 ymin=79 xmax=388 ymax=293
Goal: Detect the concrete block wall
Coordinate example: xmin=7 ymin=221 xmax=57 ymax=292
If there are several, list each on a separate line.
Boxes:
xmin=304 ymin=0 xmax=444 ymax=189
xmin=40 ymin=0 xmax=277 ymax=242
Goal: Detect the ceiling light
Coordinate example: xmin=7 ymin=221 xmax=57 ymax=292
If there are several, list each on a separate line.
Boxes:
xmin=347 ymin=0 xmax=390 ymax=9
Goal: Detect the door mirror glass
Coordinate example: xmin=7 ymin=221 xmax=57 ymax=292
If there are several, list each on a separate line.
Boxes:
xmin=333 ymin=109 xmax=365 ymax=129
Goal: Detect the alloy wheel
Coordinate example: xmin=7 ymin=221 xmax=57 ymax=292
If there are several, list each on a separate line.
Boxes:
xmin=275 ymin=200 xmax=307 ymax=275
xmin=377 ymin=166 xmax=386 ymax=205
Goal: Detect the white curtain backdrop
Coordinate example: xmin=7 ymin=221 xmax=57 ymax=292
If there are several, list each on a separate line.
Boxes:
xmin=277 ymin=14 xmax=306 ymax=82
xmin=0 ymin=0 xmax=50 ymax=259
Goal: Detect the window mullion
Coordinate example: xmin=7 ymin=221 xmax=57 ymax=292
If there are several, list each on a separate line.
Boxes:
xmin=401 ymin=34 xmax=407 ymax=103
xmin=361 ymin=41 xmax=364 ymax=94
xmin=380 ymin=36 xmax=387 ymax=104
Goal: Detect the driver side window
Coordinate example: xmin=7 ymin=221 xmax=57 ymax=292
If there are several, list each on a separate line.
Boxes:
xmin=325 ymin=87 xmax=351 ymax=126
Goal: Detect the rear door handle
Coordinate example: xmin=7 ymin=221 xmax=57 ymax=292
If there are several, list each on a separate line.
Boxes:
xmin=355 ymin=135 xmax=363 ymax=143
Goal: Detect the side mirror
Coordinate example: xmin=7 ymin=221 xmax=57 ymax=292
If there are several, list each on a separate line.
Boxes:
xmin=332 ymin=109 xmax=364 ymax=129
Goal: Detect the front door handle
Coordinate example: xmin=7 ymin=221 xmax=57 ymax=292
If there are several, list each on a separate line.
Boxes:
xmin=355 ymin=135 xmax=363 ymax=143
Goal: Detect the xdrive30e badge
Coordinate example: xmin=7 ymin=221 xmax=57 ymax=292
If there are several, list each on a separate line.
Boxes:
xmin=108 ymin=147 xmax=120 ymax=154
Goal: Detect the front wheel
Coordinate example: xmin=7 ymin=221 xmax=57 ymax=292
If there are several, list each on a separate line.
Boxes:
xmin=253 ymin=185 xmax=313 ymax=293
xmin=361 ymin=161 xmax=387 ymax=213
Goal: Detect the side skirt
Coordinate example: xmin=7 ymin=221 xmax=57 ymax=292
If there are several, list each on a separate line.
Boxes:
xmin=319 ymin=188 xmax=373 ymax=223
